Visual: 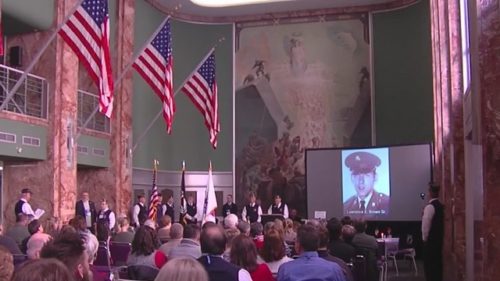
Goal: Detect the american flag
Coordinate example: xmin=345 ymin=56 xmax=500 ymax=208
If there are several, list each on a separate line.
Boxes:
xmin=59 ymin=0 xmax=114 ymax=118
xmin=133 ymin=19 xmax=175 ymax=133
xmin=181 ymin=52 xmax=220 ymax=148
xmin=148 ymin=160 xmax=160 ymax=221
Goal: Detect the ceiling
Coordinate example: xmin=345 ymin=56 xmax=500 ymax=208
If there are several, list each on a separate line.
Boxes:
xmin=156 ymin=0 xmax=398 ymax=18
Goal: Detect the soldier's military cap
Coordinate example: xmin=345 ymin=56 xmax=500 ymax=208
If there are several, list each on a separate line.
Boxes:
xmin=345 ymin=151 xmax=381 ymax=174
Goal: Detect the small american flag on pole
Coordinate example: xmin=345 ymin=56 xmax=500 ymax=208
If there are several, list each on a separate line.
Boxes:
xmin=133 ymin=19 xmax=175 ymax=133
xmin=181 ymin=51 xmax=220 ymax=148
xmin=148 ymin=160 xmax=160 ymax=221
xmin=58 ymin=0 xmax=114 ymax=118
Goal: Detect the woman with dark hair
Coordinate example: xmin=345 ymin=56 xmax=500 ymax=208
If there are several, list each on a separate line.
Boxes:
xmin=259 ymin=229 xmax=292 ymax=277
xmin=11 ymin=258 xmax=75 ymax=281
xmin=231 ymin=234 xmax=274 ymax=281
xmin=127 ymin=226 xmax=167 ymax=269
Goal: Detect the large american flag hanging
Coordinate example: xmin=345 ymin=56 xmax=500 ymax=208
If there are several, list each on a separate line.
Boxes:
xmin=133 ymin=19 xmax=175 ymax=133
xmin=181 ymin=52 xmax=220 ymax=148
xmin=59 ymin=0 xmax=114 ymax=118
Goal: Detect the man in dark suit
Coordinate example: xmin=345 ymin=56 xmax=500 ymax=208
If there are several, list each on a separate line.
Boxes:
xmin=343 ymin=151 xmax=389 ymax=217
xmin=75 ymin=191 xmax=97 ymax=232
xmin=222 ymin=194 xmax=238 ymax=218
xmin=422 ymin=183 xmax=444 ymax=281
xmin=185 ymin=195 xmax=197 ymax=224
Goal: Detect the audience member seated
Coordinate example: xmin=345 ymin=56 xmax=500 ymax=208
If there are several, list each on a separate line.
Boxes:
xmin=159 ymin=223 xmax=183 ymax=257
xmin=250 ymin=222 xmax=264 ymax=250
xmin=197 ymin=223 xmax=252 ymax=281
xmin=276 ymin=224 xmax=345 ymax=281
xmin=71 ymin=216 xmax=99 ymax=265
xmin=237 ymin=221 xmax=251 ymax=236
xmin=224 ymin=214 xmax=239 ymax=229
xmin=5 ymin=213 xmax=30 ymax=249
xmin=283 ymin=219 xmax=296 ymax=243
xmin=40 ymin=231 xmax=92 ymax=281
xmin=317 ymin=223 xmax=353 ymax=281
xmin=127 ymin=226 xmax=167 ymax=270
xmin=11 ymin=258 xmax=75 ymax=281
xmin=112 ymin=217 xmax=134 ymax=244
xmin=223 ymin=228 xmax=241 ymax=261
xmin=154 ymin=257 xmax=209 ymax=281
xmin=327 ymin=218 xmax=356 ymax=263
xmin=265 ymin=220 xmax=292 ymax=257
xmin=352 ymin=220 xmax=378 ymax=251
xmin=230 ymin=234 xmax=274 ymax=281
xmin=157 ymin=215 xmax=172 ymax=243
xmin=43 ymin=217 xmax=61 ymax=237
xmin=96 ymin=221 xmax=111 ymax=246
xmin=169 ymin=224 xmax=202 ymax=259
xmin=351 ymin=220 xmax=378 ymax=281
xmin=26 ymin=220 xmax=52 ymax=260
xmin=0 ymin=245 xmax=14 ymax=281
xmin=341 ymin=216 xmax=353 ymax=226
xmin=259 ymin=228 xmax=293 ymax=276
xmin=0 ymin=223 xmax=22 ymax=255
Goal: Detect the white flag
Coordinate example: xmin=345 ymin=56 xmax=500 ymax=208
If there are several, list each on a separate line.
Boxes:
xmin=202 ymin=162 xmax=218 ymax=225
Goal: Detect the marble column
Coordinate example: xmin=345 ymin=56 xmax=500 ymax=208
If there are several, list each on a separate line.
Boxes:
xmin=1 ymin=0 xmax=79 ymax=226
xmin=477 ymin=0 xmax=500 ymax=280
xmin=77 ymin=0 xmax=135 ymax=217
xmin=429 ymin=0 xmax=467 ymax=279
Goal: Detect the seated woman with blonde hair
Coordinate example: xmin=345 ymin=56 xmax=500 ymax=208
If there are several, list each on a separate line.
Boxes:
xmin=154 ymin=257 xmax=209 ymax=281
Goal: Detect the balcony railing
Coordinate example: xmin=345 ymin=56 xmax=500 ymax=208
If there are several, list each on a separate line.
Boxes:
xmin=0 ymin=65 xmax=49 ymax=119
xmin=77 ymin=90 xmax=110 ymax=133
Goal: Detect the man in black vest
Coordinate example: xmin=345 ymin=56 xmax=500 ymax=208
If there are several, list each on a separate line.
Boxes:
xmin=132 ymin=194 xmax=148 ymax=228
xmin=97 ymin=199 xmax=116 ymax=230
xmin=422 ymin=183 xmax=444 ymax=281
xmin=75 ymin=191 xmax=97 ymax=233
xmin=222 ymin=194 xmax=238 ymax=218
xmin=198 ymin=223 xmax=252 ymax=281
xmin=185 ymin=195 xmax=197 ymax=224
xmin=268 ymin=194 xmax=289 ymax=219
xmin=14 ymin=188 xmax=35 ymax=219
xmin=241 ymin=192 xmax=262 ymax=223
xmin=164 ymin=195 xmax=175 ymax=221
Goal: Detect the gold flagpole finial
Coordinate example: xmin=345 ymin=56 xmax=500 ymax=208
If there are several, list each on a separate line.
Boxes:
xmin=154 ymin=159 xmax=159 ymax=170
xmin=182 ymin=160 xmax=186 ymax=171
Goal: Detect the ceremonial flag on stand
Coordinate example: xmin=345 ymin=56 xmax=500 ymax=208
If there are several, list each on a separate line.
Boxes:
xmin=179 ymin=161 xmax=187 ymax=224
xmin=58 ymin=0 xmax=114 ymax=118
xmin=181 ymin=52 xmax=220 ymax=148
xmin=202 ymin=162 xmax=217 ymax=225
xmin=148 ymin=160 xmax=160 ymax=221
xmin=132 ymin=18 xmax=175 ymax=133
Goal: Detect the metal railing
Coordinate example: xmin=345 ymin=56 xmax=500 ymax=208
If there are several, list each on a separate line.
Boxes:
xmin=77 ymin=90 xmax=110 ymax=133
xmin=0 ymin=64 xmax=49 ymax=119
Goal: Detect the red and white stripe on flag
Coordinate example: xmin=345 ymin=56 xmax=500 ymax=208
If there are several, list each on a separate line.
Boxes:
xmin=181 ymin=52 xmax=220 ymax=148
xmin=59 ymin=0 xmax=114 ymax=118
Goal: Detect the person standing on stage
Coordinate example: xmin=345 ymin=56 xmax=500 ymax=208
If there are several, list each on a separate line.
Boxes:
xmin=164 ymin=195 xmax=175 ymax=221
xmin=422 ymin=183 xmax=444 ymax=281
xmin=75 ymin=191 xmax=97 ymax=233
xmin=132 ymin=194 xmax=148 ymax=228
xmin=14 ymin=189 xmax=35 ymax=218
xmin=242 ymin=193 xmax=262 ymax=223
xmin=267 ymin=194 xmax=289 ymax=219
xmin=97 ymin=199 xmax=116 ymax=231
xmin=185 ymin=195 xmax=198 ymax=224
xmin=222 ymin=194 xmax=238 ymax=218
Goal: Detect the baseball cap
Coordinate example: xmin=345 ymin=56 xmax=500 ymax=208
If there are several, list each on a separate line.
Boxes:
xmin=21 ymin=188 xmax=33 ymax=194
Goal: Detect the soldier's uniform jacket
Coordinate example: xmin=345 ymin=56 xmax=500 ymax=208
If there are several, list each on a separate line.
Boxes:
xmin=343 ymin=190 xmax=389 ymax=216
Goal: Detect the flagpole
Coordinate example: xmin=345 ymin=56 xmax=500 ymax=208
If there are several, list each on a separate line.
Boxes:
xmin=0 ymin=0 xmax=85 ymax=111
xmin=131 ymin=46 xmax=216 ymax=153
xmin=75 ymin=16 xmax=172 ymax=140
